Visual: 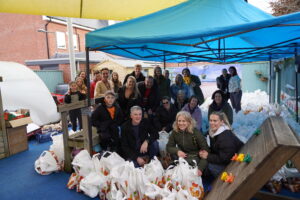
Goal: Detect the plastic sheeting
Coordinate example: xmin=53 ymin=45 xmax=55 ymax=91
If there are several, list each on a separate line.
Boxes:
xmin=0 ymin=61 xmax=60 ymax=126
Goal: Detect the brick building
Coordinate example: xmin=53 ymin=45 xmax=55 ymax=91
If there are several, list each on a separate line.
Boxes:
xmin=0 ymin=13 xmax=108 ymax=83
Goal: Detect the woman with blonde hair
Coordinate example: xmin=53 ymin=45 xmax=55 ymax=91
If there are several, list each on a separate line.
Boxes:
xmin=117 ymin=76 xmax=141 ymax=121
xmin=199 ymin=111 xmax=243 ymax=177
xmin=167 ymin=111 xmax=209 ymax=176
xmin=75 ymin=76 xmax=87 ymax=94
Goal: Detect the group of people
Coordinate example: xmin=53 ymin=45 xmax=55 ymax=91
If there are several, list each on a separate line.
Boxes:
xmin=64 ymin=64 xmax=244 ymax=178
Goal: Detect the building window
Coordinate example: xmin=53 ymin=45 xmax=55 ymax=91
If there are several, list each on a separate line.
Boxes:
xmin=73 ymin=34 xmax=78 ymax=50
xmin=56 ymin=31 xmax=66 ymax=49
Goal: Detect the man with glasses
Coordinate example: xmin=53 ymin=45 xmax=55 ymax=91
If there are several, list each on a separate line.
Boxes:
xmin=153 ymin=96 xmax=178 ymax=132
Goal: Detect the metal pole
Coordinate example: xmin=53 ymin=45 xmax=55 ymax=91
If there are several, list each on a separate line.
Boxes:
xmin=269 ymin=55 xmax=272 ymax=103
xmin=295 ymin=49 xmax=299 ymax=122
xmin=163 ymin=52 xmax=166 ymax=69
xmin=85 ymin=47 xmax=91 ymax=107
xmin=67 ymin=18 xmax=77 ymax=81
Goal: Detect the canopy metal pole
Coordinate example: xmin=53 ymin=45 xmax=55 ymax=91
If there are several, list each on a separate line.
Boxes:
xmin=295 ymin=49 xmax=299 ymax=122
xmin=269 ymin=55 xmax=272 ymax=103
xmin=85 ymin=47 xmax=91 ymax=106
xmin=163 ymin=52 xmax=166 ymax=69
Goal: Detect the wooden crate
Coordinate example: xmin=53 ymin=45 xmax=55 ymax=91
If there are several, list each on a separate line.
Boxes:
xmin=68 ymin=128 xmax=100 ymax=148
xmin=6 ymin=125 xmax=28 ymax=155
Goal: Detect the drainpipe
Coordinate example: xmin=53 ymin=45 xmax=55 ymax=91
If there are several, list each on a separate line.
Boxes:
xmin=44 ymin=17 xmax=52 ymax=59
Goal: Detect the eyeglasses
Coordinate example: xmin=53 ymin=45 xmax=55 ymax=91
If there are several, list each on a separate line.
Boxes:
xmin=162 ymin=101 xmax=169 ymax=104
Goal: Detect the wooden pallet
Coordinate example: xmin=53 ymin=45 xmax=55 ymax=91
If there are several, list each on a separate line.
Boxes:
xmin=205 ymin=116 xmax=300 ymax=200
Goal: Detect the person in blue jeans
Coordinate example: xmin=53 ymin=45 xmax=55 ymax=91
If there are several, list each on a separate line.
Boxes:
xmin=121 ymin=106 xmax=159 ymax=167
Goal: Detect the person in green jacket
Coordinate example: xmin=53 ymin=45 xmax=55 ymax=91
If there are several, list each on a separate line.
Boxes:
xmin=166 ymin=111 xmax=209 ymax=176
xmin=208 ymin=90 xmax=233 ymax=125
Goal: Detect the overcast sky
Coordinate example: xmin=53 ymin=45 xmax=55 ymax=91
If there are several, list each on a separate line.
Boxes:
xmin=248 ymin=0 xmax=273 ymax=13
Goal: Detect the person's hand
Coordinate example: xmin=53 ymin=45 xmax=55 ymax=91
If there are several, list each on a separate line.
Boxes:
xmin=137 ymin=157 xmax=146 ymax=166
xmin=199 ymin=150 xmax=208 ymax=159
xmin=140 ymin=140 xmax=148 ymax=153
xmin=177 ymin=150 xmax=187 ymax=158
xmin=197 ymin=169 xmax=203 ymax=176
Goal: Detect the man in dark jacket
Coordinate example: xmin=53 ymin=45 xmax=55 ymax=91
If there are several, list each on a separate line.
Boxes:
xmin=154 ymin=96 xmax=178 ymax=132
xmin=121 ymin=106 xmax=159 ymax=167
xmin=123 ymin=64 xmax=145 ymax=84
xmin=216 ymin=68 xmax=230 ymax=101
xmin=91 ymin=91 xmax=123 ymax=153
xmin=138 ymin=76 xmax=160 ymax=117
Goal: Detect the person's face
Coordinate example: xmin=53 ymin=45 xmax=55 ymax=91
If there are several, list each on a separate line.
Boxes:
xmin=162 ymin=99 xmax=170 ymax=110
xmin=177 ymin=115 xmax=189 ymax=131
xmin=229 ymin=68 xmax=235 ymax=75
xmin=131 ymin=110 xmax=142 ymax=125
xmin=104 ymin=94 xmax=115 ymax=107
xmin=145 ymin=78 xmax=153 ymax=88
xmin=135 ymin=66 xmax=141 ymax=76
xmin=102 ymin=70 xmax=109 ymax=80
xmin=189 ymin=98 xmax=198 ymax=109
xmin=112 ymin=73 xmax=118 ymax=81
xmin=176 ymin=75 xmax=183 ymax=84
xmin=182 ymin=70 xmax=189 ymax=77
xmin=70 ymin=83 xmax=78 ymax=92
xmin=214 ymin=93 xmax=223 ymax=105
xmin=127 ymin=78 xmax=135 ymax=88
xmin=76 ymin=78 xmax=83 ymax=86
xmin=155 ymin=68 xmax=162 ymax=76
xmin=222 ymin=69 xmax=227 ymax=76
xmin=96 ymin=73 xmax=102 ymax=81
xmin=209 ymin=114 xmax=223 ymax=133
xmin=80 ymin=72 xmax=86 ymax=79
xmin=177 ymin=92 xmax=185 ymax=101
xmin=164 ymin=71 xmax=169 ymax=78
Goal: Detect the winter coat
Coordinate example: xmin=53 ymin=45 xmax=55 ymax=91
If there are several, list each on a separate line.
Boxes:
xmin=182 ymin=104 xmax=202 ymax=131
xmin=154 ymin=75 xmax=171 ymax=100
xmin=94 ymin=80 xmax=114 ymax=99
xmin=123 ymin=71 xmax=145 ymax=85
xmin=208 ymin=129 xmax=243 ymax=165
xmin=166 ymin=128 xmax=209 ymax=171
xmin=91 ymin=99 xmax=123 ymax=141
xmin=216 ymin=74 xmax=230 ymax=93
xmin=121 ymin=119 xmax=158 ymax=161
xmin=138 ymin=82 xmax=160 ymax=112
xmin=189 ymin=75 xmax=204 ymax=105
xmin=170 ymin=83 xmax=190 ymax=101
xmin=208 ymin=101 xmax=233 ymax=125
xmin=228 ymin=75 xmax=241 ymax=93
xmin=153 ymin=104 xmax=178 ymax=132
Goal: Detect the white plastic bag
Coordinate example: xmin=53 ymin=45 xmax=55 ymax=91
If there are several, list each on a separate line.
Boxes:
xmin=93 ymin=151 xmax=125 ymax=175
xmin=35 ymin=150 xmax=62 ymax=175
xmin=144 ymin=156 xmax=164 ymax=184
xmin=49 ymin=133 xmax=64 ymax=163
xmin=72 ymin=150 xmax=94 ymax=177
xmin=79 ymin=172 xmax=108 ymax=198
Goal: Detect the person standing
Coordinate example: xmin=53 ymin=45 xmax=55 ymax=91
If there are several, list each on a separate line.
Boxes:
xmin=182 ymin=68 xmax=204 ymax=105
xmin=123 ymin=64 xmax=145 ymax=84
xmin=94 ymin=68 xmax=114 ymax=99
xmin=170 ymin=74 xmax=190 ymax=102
xmin=216 ymin=68 xmax=230 ymax=101
xmin=199 ymin=112 xmax=243 ymax=177
xmin=64 ymin=81 xmax=86 ymax=131
xmin=164 ymin=69 xmax=171 ymax=87
xmin=111 ymin=71 xmax=122 ymax=94
xmin=154 ymin=66 xmax=171 ymax=100
xmin=90 ymin=70 xmax=101 ymax=99
xmin=228 ymin=66 xmax=242 ymax=113
xmin=75 ymin=76 xmax=87 ymax=95
xmin=121 ymin=106 xmax=159 ymax=167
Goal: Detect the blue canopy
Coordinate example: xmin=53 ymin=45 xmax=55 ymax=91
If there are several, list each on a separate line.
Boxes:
xmin=86 ymin=0 xmax=300 ymax=63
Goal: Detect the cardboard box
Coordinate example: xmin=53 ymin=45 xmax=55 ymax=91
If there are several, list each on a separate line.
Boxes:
xmin=5 ymin=117 xmax=32 ymax=128
xmin=7 ymin=125 xmax=28 ymax=155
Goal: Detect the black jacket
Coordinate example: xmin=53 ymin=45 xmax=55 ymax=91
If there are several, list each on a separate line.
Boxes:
xmin=216 ymin=74 xmax=230 ymax=93
xmin=91 ymin=99 xmax=123 ymax=140
xmin=121 ymin=119 xmax=158 ymax=160
xmin=208 ymin=101 xmax=233 ymax=125
xmin=123 ymin=71 xmax=145 ymax=85
xmin=154 ymin=104 xmax=178 ymax=132
xmin=64 ymin=91 xmax=86 ymax=103
xmin=138 ymin=82 xmax=160 ymax=112
xmin=208 ymin=130 xmax=244 ymax=165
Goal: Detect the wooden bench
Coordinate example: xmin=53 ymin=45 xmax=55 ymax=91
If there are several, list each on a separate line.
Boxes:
xmin=205 ymin=116 xmax=300 ymax=200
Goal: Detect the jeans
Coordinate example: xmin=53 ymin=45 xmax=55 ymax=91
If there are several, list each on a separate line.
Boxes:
xmin=133 ymin=140 xmax=159 ymax=168
xmin=230 ymin=90 xmax=242 ymax=113
xmin=208 ymin=163 xmax=226 ymax=178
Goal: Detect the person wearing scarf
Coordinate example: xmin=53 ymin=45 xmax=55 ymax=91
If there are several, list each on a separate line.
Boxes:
xmin=208 ymin=90 xmax=233 ymax=125
xmin=199 ymin=112 xmax=243 ymax=178
xmin=182 ymin=68 xmax=204 ymax=105
xmin=182 ymin=95 xmax=202 ymax=132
